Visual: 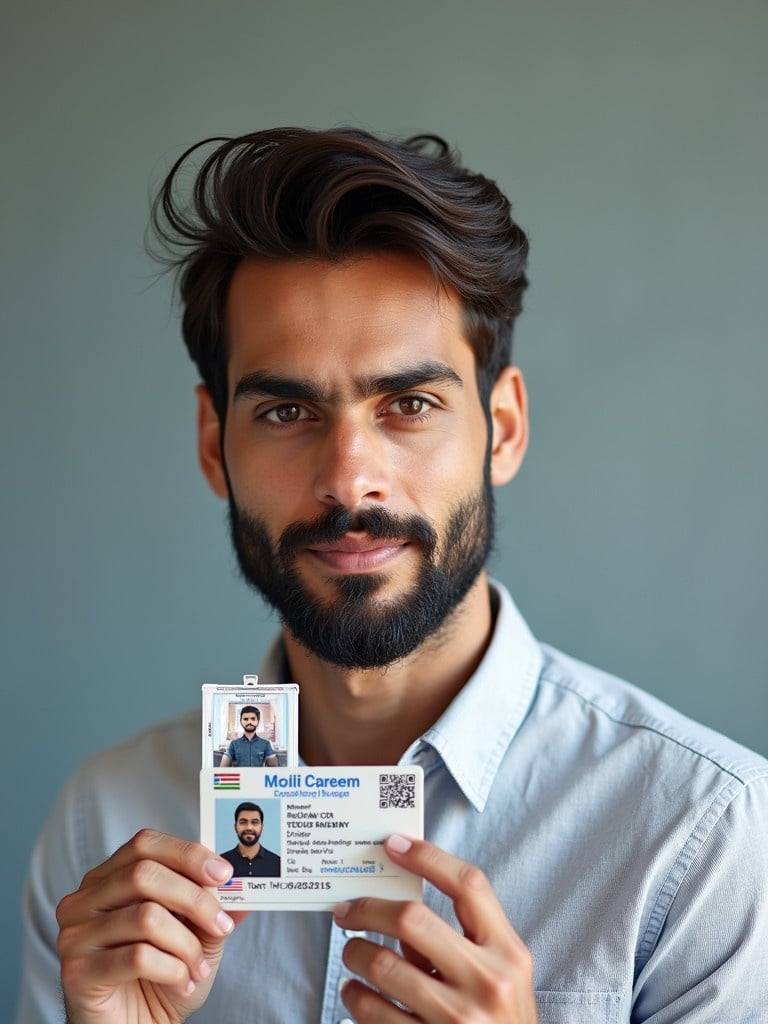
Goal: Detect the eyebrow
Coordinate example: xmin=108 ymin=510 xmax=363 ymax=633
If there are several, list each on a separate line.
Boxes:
xmin=233 ymin=360 xmax=464 ymax=404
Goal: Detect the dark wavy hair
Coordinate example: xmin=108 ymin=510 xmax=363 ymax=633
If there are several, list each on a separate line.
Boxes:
xmin=150 ymin=127 xmax=529 ymax=421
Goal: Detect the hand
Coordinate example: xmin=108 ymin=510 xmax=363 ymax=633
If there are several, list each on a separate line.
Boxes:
xmin=56 ymin=829 xmax=247 ymax=1024
xmin=334 ymin=835 xmax=538 ymax=1023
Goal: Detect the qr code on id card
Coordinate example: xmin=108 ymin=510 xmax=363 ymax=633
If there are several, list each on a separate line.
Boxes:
xmin=379 ymin=772 xmax=417 ymax=808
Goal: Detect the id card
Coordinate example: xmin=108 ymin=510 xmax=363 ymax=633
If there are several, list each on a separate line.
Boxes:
xmin=202 ymin=678 xmax=299 ymax=769
xmin=200 ymin=766 xmax=424 ymax=910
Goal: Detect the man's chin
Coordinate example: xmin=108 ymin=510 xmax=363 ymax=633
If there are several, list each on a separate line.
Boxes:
xmin=294 ymin=567 xmax=392 ymax=606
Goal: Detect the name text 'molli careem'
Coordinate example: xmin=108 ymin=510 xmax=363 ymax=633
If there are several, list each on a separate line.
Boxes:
xmin=264 ymin=773 xmax=362 ymax=790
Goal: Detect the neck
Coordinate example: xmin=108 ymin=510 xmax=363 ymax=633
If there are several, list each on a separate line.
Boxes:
xmin=238 ymin=842 xmax=261 ymax=859
xmin=288 ymin=573 xmax=494 ymax=766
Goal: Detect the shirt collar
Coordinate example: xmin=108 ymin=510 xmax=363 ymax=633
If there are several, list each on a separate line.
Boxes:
xmin=232 ymin=845 xmax=268 ymax=862
xmin=415 ymin=580 xmax=542 ymax=810
xmin=259 ymin=579 xmax=542 ymax=812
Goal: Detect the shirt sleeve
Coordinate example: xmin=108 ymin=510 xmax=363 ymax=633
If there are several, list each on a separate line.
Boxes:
xmin=16 ymin=776 xmax=87 ymax=1024
xmin=632 ymin=774 xmax=768 ymax=1021
xmin=16 ymin=711 xmax=201 ymax=1024
xmin=226 ymin=740 xmax=237 ymax=762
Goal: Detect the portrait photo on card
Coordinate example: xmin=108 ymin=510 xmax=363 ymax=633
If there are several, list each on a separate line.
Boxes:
xmin=204 ymin=684 xmax=298 ymax=768
xmin=216 ymin=796 xmax=282 ymax=879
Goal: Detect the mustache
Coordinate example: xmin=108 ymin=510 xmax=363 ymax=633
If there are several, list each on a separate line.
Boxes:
xmin=277 ymin=505 xmax=437 ymax=558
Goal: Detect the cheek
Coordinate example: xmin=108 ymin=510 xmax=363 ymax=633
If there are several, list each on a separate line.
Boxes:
xmin=223 ymin=437 xmax=303 ymax=515
xmin=397 ymin=425 xmax=487 ymax=492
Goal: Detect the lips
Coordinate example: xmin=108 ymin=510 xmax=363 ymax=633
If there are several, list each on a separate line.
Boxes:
xmin=306 ymin=534 xmax=408 ymax=572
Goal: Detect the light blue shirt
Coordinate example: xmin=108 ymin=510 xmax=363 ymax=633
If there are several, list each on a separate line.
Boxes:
xmin=17 ymin=583 xmax=768 ymax=1023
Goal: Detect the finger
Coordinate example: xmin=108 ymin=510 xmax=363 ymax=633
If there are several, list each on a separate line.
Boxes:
xmin=57 ymin=859 xmax=235 ymax=941
xmin=340 ymin=976 xmax=420 ymax=1024
xmin=61 ymin=942 xmax=203 ymax=1002
xmin=384 ymin=835 xmax=520 ymax=947
xmin=335 ymin=897 xmax=476 ymax=987
xmin=80 ymin=829 xmax=232 ymax=889
xmin=342 ymin=937 xmax=459 ymax=1022
xmin=57 ymin=901 xmax=212 ymax=983
xmin=399 ymin=938 xmax=434 ymax=973
xmin=341 ymin=924 xmax=536 ymax=1024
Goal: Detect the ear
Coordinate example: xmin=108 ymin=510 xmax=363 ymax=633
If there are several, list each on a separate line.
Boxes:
xmin=196 ymin=384 xmax=229 ymax=499
xmin=488 ymin=365 xmax=529 ymax=486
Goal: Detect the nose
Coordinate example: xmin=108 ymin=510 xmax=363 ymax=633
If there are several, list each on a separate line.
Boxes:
xmin=313 ymin=417 xmax=392 ymax=510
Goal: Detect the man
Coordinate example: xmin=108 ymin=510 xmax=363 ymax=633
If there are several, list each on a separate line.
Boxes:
xmin=220 ymin=802 xmax=281 ymax=877
xmin=219 ymin=705 xmax=278 ymax=767
xmin=19 ymin=128 xmax=768 ymax=1024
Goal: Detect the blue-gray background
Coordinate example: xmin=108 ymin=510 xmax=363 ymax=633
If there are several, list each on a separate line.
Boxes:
xmin=2 ymin=1 xmax=766 ymax=1016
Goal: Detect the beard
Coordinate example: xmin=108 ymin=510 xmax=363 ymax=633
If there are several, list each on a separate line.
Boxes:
xmin=237 ymin=831 xmax=260 ymax=846
xmin=226 ymin=477 xmax=494 ymax=670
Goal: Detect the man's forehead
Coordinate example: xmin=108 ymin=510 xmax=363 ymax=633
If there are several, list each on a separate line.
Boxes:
xmin=225 ymin=254 xmax=467 ymax=346
xmin=224 ymin=254 xmax=479 ymax=407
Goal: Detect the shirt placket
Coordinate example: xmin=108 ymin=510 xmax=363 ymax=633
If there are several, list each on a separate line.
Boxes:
xmin=320 ymin=918 xmax=358 ymax=1024
xmin=318 ymin=745 xmax=431 ymax=1024
xmin=321 ymin=919 xmax=404 ymax=1024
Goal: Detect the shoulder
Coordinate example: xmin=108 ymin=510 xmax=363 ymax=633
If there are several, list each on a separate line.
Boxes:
xmin=93 ymin=706 xmax=200 ymax=766
xmin=77 ymin=706 xmax=201 ymax=778
xmin=511 ymin=641 xmax=768 ymax=1003
xmin=487 ymin=579 xmax=768 ymax=789
xmin=59 ymin=708 xmax=202 ymax=860
xmin=537 ymin=644 xmax=768 ymax=786
xmin=26 ymin=708 xmax=202 ymax=942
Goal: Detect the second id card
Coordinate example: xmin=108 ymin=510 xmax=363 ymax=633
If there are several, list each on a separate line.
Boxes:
xmin=202 ymin=678 xmax=299 ymax=769
xmin=200 ymin=766 xmax=424 ymax=910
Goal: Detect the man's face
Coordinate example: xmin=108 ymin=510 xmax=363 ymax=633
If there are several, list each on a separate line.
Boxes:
xmin=199 ymin=253 xmax=525 ymax=668
xmin=240 ymin=712 xmax=259 ymax=736
xmin=235 ymin=809 xmax=263 ymax=847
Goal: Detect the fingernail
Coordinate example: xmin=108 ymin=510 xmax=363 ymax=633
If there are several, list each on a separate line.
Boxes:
xmin=184 ymin=980 xmax=196 ymax=996
xmin=217 ymin=910 xmax=235 ymax=934
xmin=205 ymin=857 xmax=231 ymax=883
xmin=333 ymin=900 xmax=351 ymax=921
xmin=198 ymin=958 xmax=211 ymax=979
xmin=387 ymin=833 xmax=413 ymax=854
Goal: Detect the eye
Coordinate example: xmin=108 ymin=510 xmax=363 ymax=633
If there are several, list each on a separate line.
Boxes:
xmin=396 ymin=396 xmax=426 ymax=416
xmin=263 ymin=403 xmax=310 ymax=424
xmin=386 ymin=394 xmax=436 ymax=418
